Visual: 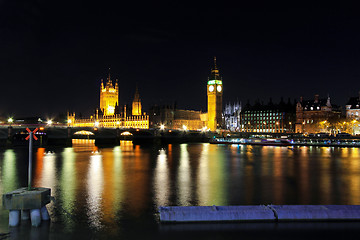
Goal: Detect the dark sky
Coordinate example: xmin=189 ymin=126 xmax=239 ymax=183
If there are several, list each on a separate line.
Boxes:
xmin=1 ymin=1 xmax=360 ymax=118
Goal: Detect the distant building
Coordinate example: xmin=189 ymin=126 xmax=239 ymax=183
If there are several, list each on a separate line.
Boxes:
xmin=68 ymin=73 xmax=149 ymax=129
xmin=295 ymin=94 xmax=341 ymax=134
xmin=223 ymin=102 xmax=241 ymax=131
xmin=149 ymin=104 xmax=207 ymax=131
xmin=240 ymin=98 xmax=295 ymax=133
xmin=346 ymin=93 xmax=360 ymax=120
xmin=345 ymin=93 xmax=360 ymax=135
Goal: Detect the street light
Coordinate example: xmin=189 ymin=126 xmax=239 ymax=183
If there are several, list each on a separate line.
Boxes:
xmin=8 ymin=117 xmax=13 ymax=124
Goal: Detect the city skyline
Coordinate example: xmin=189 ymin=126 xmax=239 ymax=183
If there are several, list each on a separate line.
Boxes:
xmin=1 ymin=2 xmax=360 ymax=117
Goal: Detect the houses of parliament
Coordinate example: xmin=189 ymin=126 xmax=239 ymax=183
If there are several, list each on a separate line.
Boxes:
xmin=67 ymin=59 xmax=223 ymax=131
xmin=67 ymin=72 xmax=150 ymax=129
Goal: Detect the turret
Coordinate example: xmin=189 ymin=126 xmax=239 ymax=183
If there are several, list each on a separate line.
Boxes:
xmin=132 ymin=84 xmax=142 ymax=116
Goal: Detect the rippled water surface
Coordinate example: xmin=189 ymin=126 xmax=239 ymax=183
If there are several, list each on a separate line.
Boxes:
xmin=1 ymin=140 xmax=360 ymax=239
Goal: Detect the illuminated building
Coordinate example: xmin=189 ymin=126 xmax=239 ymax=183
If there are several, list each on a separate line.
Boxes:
xmin=345 ymin=93 xmax=360 ymax=135
xmin=346 ymin=93 xmax=360 ymax=120
xmin=132 ymin=85 xmax=142 ymax=116
xmin=207 ymin=57 xmax=223 ymax=131
xmin=149 ymin=104 xmax=207 ymax=131
xmin=240 ymin=98 xmax=295 ymax=133
xmin=295 ymin=94 xmax=341 ymax=134
xmin=100 ymin=73 xmax=119 ymax=116
xmin=223 ymin=102 xmax=241 ymax=131
xmin=68 ymin=73 xmax=149 ymax=129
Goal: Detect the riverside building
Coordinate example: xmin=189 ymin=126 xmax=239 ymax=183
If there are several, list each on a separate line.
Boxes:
xmin=240 ymin=98 xmax=296 ymax=133
xmin=295 ymin=94 xmax=341 ymax=134
xmin=223 ymin=102 xmax=241 ymax=131
xmin=149 ymin=104 xmax=207 ymax=131
xmin=346 ymin=93 xmax=360 ymax=120
xmin=345 ymin=93 xmax=360 ymax=135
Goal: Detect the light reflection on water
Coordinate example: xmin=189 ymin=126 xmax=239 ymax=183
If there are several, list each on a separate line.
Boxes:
xmin=87 ymin=153 xmax=104 ymax=230
xmin=1 ymin=142 xmax=360 ymax=236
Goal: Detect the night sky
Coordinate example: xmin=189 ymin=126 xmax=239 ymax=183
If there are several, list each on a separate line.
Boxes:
xmin=1 ymin=1 xmax=360 ymax=119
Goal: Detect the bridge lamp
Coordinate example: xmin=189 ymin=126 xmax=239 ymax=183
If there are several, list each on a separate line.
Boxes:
xmin=8 ymin=117 xmax=13 ymax=124
xmin=182 ymin=125 xmax=187 ymax=131
xmin=47 ymin=120 xmax=53 ymax=125
xmin=67 ymin=119 xmax=72 ymax=124
xmin=94 ymin=121 xmax=100 ymax=127
xmin=160 ymin=124 xmax=165 ymax=130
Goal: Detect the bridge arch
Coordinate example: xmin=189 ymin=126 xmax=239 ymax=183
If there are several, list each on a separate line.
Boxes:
xmin=73 ymin=130 xmax=95 ymax=136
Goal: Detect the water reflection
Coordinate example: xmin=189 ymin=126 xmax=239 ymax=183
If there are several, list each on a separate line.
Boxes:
xmin=60 ymin=148 xmax=76 ymax=230
xmin=178 ymin=144 xmax=191 ymax=205
xmin=87 ymin=153 xmax=104 ymax=230
xmin=154 ymin=148 xmax=169 ymax=206
xmin=111 ymin=146 xmax=124 ymax=219
xmin=1 ymin=149 xmax=18 ymax=193
xmin=2 ymin=143 xmax=360 ymax=235
xmin=197 ymin=143 xmax=210 ymax=205
xmin=72 ymin=139 xmax=96 ymax=152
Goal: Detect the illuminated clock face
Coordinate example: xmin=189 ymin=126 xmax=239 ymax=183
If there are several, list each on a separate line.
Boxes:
xmin=209 ymin=85 xmax=214 ymax=92
xmin=217 ymin=85 xmax=222 ymax=92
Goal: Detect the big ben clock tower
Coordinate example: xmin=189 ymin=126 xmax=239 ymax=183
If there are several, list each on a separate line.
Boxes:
xmin=207 ymin=57 xmax=223 ymax=131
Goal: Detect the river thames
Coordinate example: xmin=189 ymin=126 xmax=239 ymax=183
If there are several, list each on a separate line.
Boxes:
xmin=1 ymin=140 xmax=360 ymax=239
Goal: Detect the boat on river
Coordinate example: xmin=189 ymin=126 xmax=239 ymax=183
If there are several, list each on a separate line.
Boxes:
xmin=246 ymin=138 xmax=291 ymax=146
xmin=211 ymin=137 xmax=291 ymax=146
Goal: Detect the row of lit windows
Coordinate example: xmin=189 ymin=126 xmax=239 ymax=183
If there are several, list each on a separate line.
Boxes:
xmin=241 ymin=129 xmax=285 ymax=133
xmin=244 ymin=112 xmax=282 ymax=117
xmin=245 ymin=120 xmax=280 ymax=124
xmin=244 ymin=116 xmax=281 ymax=120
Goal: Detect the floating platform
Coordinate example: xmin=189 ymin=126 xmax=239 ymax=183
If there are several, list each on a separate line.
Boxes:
xmin=158 ymin=205 xmax=360 ymax=223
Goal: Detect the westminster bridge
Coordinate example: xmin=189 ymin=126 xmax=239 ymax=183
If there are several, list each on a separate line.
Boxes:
xmin=0 ymin=125 xmax=211 ymax=147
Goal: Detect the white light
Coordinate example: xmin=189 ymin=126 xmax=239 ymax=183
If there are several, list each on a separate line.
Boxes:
xmin=160 ymin=124 xmax=165 ymax=130
xmin=121 ymin=131 xmax=133 ymax=136
xmin=8 ymin=118 xmax=13 ymax=123
xmin=183 ymin=125 xmax=187 ymax=131
xmin=47 ymin=120 xmax=53 ymax=125
xmin=94 ymin=121 xmax=100 ymax=127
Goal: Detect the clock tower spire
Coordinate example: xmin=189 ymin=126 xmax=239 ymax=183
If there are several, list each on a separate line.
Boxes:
xmin=207 ymin=57 xmax=223 ymax=131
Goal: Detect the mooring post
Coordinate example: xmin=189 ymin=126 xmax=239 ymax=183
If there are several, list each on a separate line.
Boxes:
xmin=28 ymin=132 xmax=33 ymax=191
